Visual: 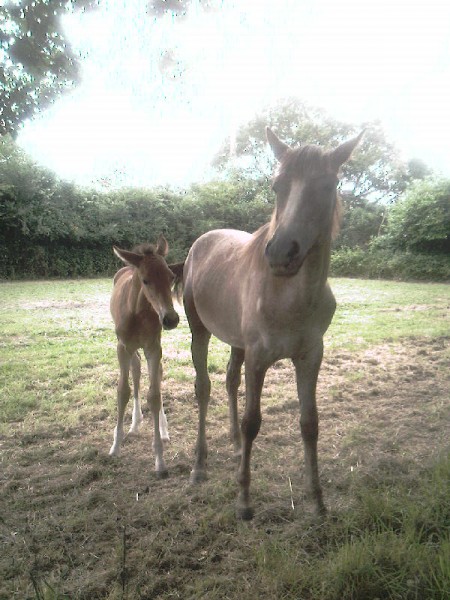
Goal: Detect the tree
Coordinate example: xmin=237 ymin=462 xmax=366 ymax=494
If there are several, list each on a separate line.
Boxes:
xmin=0 ymin=0 xmax=98 ymax=137
xmin=213 ymin=98 xmax=423 ymax=205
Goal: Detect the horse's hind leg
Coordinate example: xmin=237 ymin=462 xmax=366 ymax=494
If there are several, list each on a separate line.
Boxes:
xmin=226 ymin=347 xmax=245 ymax=455
xmin=144 ymin=342 xmax=168 ymax=477
xmin=128 ymin=351 xmax=143 ymax=434
xmin=109 ymin=341 xmax=131 ymax=456
xmin=293 ymin=341 xmax=326 ymax=515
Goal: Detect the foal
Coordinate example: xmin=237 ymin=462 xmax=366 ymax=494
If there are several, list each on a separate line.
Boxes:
xmin=109 ymin=235 xmax=182 ymax=477
xmin=184 ymin=127 xmax=363 ymax=518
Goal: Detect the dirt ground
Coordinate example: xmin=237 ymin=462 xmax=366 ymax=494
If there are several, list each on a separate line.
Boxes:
xmin=1 ymin=336 xmax=449 ymax=599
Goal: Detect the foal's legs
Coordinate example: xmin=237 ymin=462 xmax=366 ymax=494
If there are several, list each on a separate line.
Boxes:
xmin=226 ymin=347 xmax=245 ymax=455
xmin=144 ymin=342 xmax=168 ymax=477
xmin=189 ymin=324 xmax=212 ymax=483
xmin=236 ymin=351 xmax=267 ymax=520
xmin=129 ymin=351 xmax=143 ymax=434
xmin=109 ymin=341 xmax=131 ymax=456
xmin=293 ymin=341 xmax=326 ymax=515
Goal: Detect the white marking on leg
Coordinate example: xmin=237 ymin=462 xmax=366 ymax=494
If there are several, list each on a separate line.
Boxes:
xmin=129 ymin=395 xmax=143 ymax=434
xmin=159 ymin=404 xmax=170 ymax=442
xmin=109 ymin=424 xmax=124 ymax=456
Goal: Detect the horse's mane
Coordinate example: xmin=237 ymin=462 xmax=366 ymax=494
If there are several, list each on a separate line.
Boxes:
xmin=276 ymin=144 xmax=328 ymax=179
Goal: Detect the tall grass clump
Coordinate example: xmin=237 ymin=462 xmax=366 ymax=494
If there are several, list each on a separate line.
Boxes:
xmin=256 ymin=454 xmax=450 ymax=600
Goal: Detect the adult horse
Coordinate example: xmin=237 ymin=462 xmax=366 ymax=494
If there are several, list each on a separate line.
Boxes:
xmin=184 ymin=127 xmax=363 ymax=519
xmin=109 ymin=235 xmax=183 ymax=478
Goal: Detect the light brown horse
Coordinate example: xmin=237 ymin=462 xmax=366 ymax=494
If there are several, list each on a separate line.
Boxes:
xmin=184 ymin=127 xmax=363 ymax=518
xmin=109 ymin=235 xmax=183 ymax=477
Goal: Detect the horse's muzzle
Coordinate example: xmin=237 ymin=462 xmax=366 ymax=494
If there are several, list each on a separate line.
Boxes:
xmin=265 ymin=238 xmax=303 ymax=277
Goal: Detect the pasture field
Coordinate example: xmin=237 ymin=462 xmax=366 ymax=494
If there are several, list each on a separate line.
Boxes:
xmin=0 ymin=277 xmax=449 ymax=599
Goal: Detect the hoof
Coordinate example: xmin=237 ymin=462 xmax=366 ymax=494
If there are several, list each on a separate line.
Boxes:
xmin=156 ymin=469 xmax=169 ymax=480
xmin=236 ymin=505 xmax=254 ymax=521
xmin=108 ymin=447 xmax=120 ymax=457
xmin=189 ymin=469 xmax=207 ymax=484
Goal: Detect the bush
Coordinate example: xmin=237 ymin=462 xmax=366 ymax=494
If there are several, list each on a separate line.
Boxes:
xmin=382 ymin=178 xmax=450 ymax=253
xmin=331 ymin=246 xmax=450 ymax=281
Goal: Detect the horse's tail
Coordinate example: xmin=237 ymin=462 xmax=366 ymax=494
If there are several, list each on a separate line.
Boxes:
xmin=169 ymin=262 xmax=184 ymax=304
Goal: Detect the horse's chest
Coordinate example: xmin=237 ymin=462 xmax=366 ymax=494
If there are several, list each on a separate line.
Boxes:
xmin=249 ymin=291 xmax=334 ymax=360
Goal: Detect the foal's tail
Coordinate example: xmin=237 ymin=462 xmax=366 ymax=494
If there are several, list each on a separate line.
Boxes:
xmin=169 ymin=262 xmax=185 ymax=304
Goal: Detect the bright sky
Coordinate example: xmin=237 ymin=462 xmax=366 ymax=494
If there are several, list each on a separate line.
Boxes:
xmin=17 ymin=0 xmax=450 ymax=189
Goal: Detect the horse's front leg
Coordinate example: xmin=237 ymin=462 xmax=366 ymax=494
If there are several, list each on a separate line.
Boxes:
xmin=226 ymin=347 xmax=245 ymax=456
xmin=293 ymin=341 xmax=326 ymax=515
xmin=128 ymin=351 xmax=143 ymax=434
xmin=109 ymin=342 xmax=131 ymax=456
xmin=236 ymin=351 xmax=267 ymax=520
xmin=144 ymin=343 xmax=168 ymax=478
xmin=189 ymin=326 xmax=212 ymax=483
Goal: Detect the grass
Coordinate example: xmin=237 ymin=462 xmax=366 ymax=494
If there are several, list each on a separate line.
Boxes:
xmin=0 ymin=277 xmax=449 ymax=599
xmin=330 ymin=278 xmax=449 ymax=350
xmin=252 ymin=455 xmax=450 ymax=600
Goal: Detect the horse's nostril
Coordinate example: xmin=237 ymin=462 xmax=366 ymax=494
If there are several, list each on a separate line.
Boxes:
xmin=287 ymin=241 xmax=300 ymax=260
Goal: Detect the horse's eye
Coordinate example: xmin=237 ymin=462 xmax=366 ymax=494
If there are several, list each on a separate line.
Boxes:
xmin=142 ymin=279 xmax=149 ymax=285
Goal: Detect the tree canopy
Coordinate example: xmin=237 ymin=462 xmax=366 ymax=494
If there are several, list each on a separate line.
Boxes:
xmin=0 ymin=0 xmax=98 ymax=137
xmin=213 ymin=99 xmax=429 ymax=206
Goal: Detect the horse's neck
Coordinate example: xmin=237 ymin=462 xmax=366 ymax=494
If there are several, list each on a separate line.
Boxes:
xmin=127 ymin=270 xmax=144 ymax=313
xmin=300 ymin=239 xmax=332 ymax=291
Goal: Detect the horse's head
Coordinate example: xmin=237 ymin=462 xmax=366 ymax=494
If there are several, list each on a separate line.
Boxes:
xmin=113 ymin=235 xmax=180 ymax=330
xmin=265 ymin=127 xmax=364 ymax=277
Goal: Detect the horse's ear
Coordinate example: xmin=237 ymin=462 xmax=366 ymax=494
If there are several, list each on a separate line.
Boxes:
xmin=156 ymin=234 xmax=169 ymax=257
xmin=113 ymin=246 xmax=142 ymax=267
xmin=330 ymin=130 xmax=365 ymax=170
xmin=266 ymin=126 xmax=290 ymax=161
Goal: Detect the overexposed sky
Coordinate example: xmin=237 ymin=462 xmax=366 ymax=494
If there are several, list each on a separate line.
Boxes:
xmin=17 ymin=0 xmax=450 ymax=188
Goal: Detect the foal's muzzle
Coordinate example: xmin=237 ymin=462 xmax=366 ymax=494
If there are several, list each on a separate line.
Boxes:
xmin=162 ymin=310 xmax=180 ymax=330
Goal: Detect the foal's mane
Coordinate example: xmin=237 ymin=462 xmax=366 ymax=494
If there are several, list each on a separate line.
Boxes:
xmin=274 ymin=144 xmax=343 ymax=240
xmin=132 ymin=243 xmax=158 ymax=256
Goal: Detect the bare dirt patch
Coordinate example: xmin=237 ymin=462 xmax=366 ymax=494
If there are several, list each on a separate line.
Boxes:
xmin=1 ymin=337 xmax=449 ymax=599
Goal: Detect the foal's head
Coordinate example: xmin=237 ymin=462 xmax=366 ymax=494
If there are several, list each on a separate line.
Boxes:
xmin=113 ymin=235 xmax=180 ymax=330
xmin=265 ymin=127 xmax=363 ymax=277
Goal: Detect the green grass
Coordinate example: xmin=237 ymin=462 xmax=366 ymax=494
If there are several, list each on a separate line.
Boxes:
xmin=1 ymin=277 xmax=448 ymax=429
xmin=330 ymin=278 xmax=449 ymax=350
xmin=0 ymin=279 xmax=115 ymax=428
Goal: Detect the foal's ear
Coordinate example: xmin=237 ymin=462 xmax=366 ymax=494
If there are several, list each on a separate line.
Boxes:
xmin=168 ymin=261 xmax=184 ymax=280
xmin=156 ymin=234 xmax=169 ymax=257
xmin=113 ymin=246 xmax=143 ymax=268
xmin=330 ymin=130 xmax=365 ymax=170
xmin=266 ymin=126 xmax=290 ymax=161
